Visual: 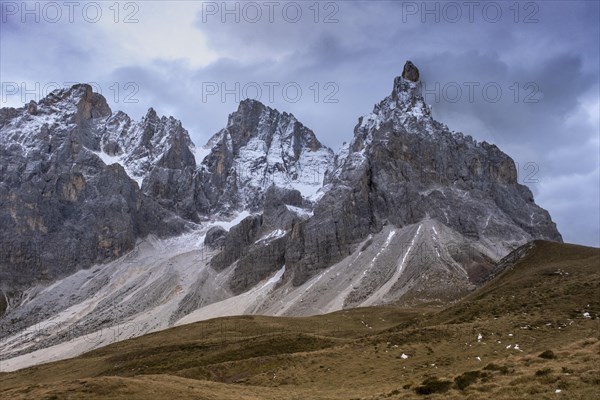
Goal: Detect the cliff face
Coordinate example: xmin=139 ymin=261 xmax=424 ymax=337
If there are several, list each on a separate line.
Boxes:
xmin=212 ymin=62 xmax=561 ymax=300
xmin=195 ymin=99 xmax=333 ymax=215
xmin=0 ymin=85 xmax=190 ymax=299
xmin=98 ymin=107 xmax=199 ymax=221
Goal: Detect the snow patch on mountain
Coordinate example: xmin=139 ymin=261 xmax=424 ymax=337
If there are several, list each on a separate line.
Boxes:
xmin=98 ymin=108 xmax=196 ymax=181
xmin=286 ymin=205 xmax=314 ymax=218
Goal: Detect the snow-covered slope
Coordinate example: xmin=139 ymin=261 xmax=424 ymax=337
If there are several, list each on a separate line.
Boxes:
xmin=96 ymin=108 xmax=197 ymax=185
xmin=195 ymin=99 xmax=334 ymax=214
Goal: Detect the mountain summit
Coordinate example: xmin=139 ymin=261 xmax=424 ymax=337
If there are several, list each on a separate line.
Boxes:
xmin=0 ymin=85 xmax=189 ymax=298
xmin=195 ymin=99 xmax=333 ymax=215
xmin=210 ymin=60 xmax=562 ymax=304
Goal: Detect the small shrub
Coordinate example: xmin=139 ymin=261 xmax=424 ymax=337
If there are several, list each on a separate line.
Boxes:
xmin=538 ymin=350 xmax=556 ymax=359
xmin=415 ymin=377 xmax=452 ymax=395
xmin=402 ymin=384 xmax=411 ymax=390
xmin=483 ymin=363 xmax=510 ymax=374
xmin=535 ymin=367 xmax=552 ymax=376
xmin=454 ymin=371 xmax=480 ymax=390
xmin=527 ymin=386 xmax=541 ymax=395
xmin=454 ymin=370 xmax=491 ymax=390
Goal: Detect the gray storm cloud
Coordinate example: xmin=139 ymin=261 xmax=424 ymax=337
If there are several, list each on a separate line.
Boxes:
xmin=0 ymin=0 xmax=598 ymax=246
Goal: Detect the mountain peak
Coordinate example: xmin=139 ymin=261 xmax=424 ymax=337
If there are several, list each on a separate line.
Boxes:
xmin=196 ymin=99 xmax=334 ymax=214
xmin=37 ymin=83 xmax=112 ymax=122
xmin=143 ymin=107 xmax=160 ymax=123
xmin=43 ymin=83 xmax=93 ymax=103
xmin=238 ymin=98 xmax=267 ymax=108
xmin=391 ymin=61 xmax=424 ymax=105
xmin=233 ymin=98 xmax=297 ymax=126
xmin=223 ymin=99 xmax=319 ymax=152
xmin=349 ymin=61 xmax=434 ymax=153
xmin=401 ymin=60 xmax=420 ymax=82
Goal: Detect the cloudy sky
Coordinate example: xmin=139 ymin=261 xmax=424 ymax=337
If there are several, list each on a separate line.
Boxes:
xmin=1 ymin=0 xmax=598 ymax=246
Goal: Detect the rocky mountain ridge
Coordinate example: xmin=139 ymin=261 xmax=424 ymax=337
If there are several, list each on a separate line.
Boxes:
xmin=0 ymin=61 xmax=563 ymax=370
xmin=194 ymin=99 xmax=334 ymax=215
xmin=209 ymin=61 xmax=562 ymax=299
xmin=0 ymin=85 xmax=189 ymax=302
xmin=0 ymin=84 xmax=334 ymax=306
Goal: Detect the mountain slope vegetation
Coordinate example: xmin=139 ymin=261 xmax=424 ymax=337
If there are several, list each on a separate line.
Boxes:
xmin=1 ymin=240 xmax=597 ymax=399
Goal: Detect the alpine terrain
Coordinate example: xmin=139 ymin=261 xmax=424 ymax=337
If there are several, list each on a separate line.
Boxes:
xmin=1 ymin=240 xmax=598 ymax=399
xmin=0 ymin=62 xmax=565 ymax=372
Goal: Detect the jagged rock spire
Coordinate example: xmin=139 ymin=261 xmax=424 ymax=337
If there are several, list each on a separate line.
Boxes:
xmin=391 ymin=61 xmax=426 ymax=107
xmin=402 ymin=60 xmax=420 ymax=82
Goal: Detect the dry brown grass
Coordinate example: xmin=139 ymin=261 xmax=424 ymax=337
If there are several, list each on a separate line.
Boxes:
xmin=1 ymin=241 xmax=598 ymax=399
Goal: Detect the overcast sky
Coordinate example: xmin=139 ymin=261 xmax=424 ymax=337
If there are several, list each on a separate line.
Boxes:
xmin=1 ymin=0 xmax=598 ymax=246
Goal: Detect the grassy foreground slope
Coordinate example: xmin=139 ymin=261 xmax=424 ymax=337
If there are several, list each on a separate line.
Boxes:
xmin=1 ymin=240 xmax=598 ymax=399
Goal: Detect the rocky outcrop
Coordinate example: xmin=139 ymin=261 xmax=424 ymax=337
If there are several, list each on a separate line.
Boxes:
xmin=195 ymin=100 xmax=334 ymax=215
xmin=96 ymin=108 xmax=200 ymax=221
xmin=214 ymin=61 xmax=562 ymax=298
xmin=402 ymin=60 xmax=420 ymax=82
xmin=210 ymin=214 xmax=263 ymax=271
xmin=204 ymin=226 xmax=227 ymax=248
xmin=0 ymin=85 xmax=189 ymax=302
xmin=209 ymin=186 xmax=310 ymax=294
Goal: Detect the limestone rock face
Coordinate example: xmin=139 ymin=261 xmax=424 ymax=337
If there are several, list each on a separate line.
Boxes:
xmin=0 ymin=86 xmax=334 ymax=307
xmin=209 ymin=186 xmax=310 ymax=294
xmin=0 ymin=85 xmax=189 ymax=300
xmin=195 ymin=99 xmax=334 ymax=215
xmin=280 ymin=63 xmax=561 ymax=290
xmin=204 ymin=226 xmax=227 ymax=248
xmin=210 ymin=214 xmax=263 ymax=272
xmin=95 ymin=107 xmax=200 ymax=221
xmin=212 ymin=62 xmax=561 ymax=298
xmin=402 ymin=60 xmax=420 ymax=82
xmin=0 ymin=62 xmax=563 ymax=320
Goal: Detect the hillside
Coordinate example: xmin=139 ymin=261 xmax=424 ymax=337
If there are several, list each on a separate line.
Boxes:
xmin=1 ymin=240 xmax=598 ymax=399
xmin=433 ymin=240 xmax=599 ymax=324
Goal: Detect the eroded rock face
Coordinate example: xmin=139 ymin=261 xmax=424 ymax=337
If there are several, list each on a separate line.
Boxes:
xmin=281 ymin=63 xmax=561 ymax=287
xmin=0 ymin=85 xmax=335 ymax=305
xmin=402 ymin=60 xmax=420 ymax=82
xmin=210 ymin=214 xmax=263 ymax=271
xmin=0 ymin=62 xmax=564 ymax=312
xmin=212 ymin=62 xmax=561 ymax=296
xmin=204 ymin=226 xmax=227 ymax=248
xmin=0 ymin=85 xmax=188 ymax=299
xmin=195 ymin=99 xmax=334 ymax=215
xmin=209 ymin=186 xmax=310 ymax=294
xmin=95 ymin=107 xmax=200 ymax=221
